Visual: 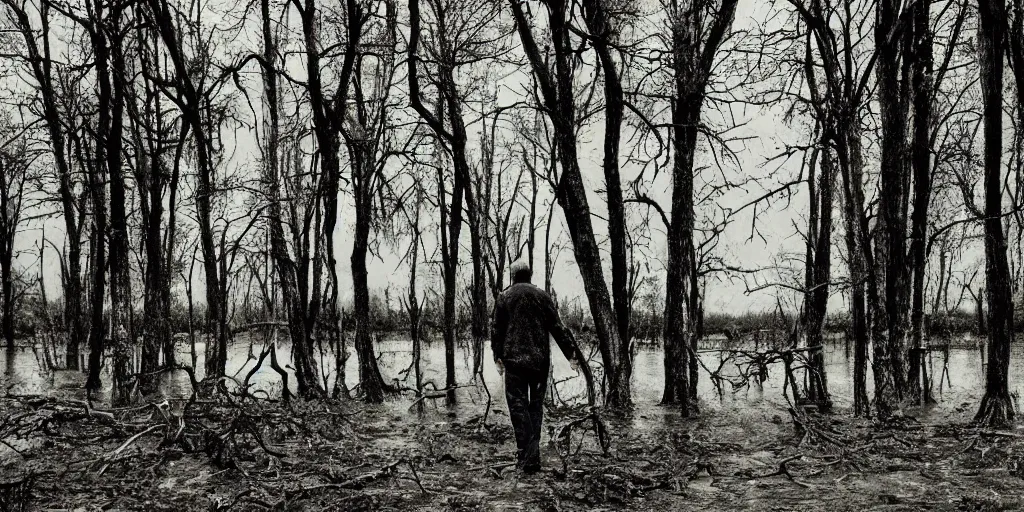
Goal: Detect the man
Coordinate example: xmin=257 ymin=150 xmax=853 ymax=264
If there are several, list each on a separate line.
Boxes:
xmin=491 ymin=260 xmax=579 ymax=473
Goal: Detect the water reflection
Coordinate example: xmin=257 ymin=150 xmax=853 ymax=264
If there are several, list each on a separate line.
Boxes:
xmin=1 ymin=336 xmax=1019 ymax=423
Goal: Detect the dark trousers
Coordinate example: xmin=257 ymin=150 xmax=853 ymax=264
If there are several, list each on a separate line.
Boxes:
xmin=504 ymin=368 xmax=548 ymax=470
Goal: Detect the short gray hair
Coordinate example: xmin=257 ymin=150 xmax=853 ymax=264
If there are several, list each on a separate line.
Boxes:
xmin=510 ymin=259 xmax=532 ymax=283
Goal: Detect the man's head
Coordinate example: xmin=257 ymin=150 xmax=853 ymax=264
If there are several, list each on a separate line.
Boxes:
xmin=510 ymin=259 xmax=532 ymax=284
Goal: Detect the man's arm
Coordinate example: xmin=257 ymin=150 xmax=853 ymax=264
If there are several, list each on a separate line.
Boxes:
xmin=545 ymin=293 xmax=578 ymax=364
xmin=491 ymin=294 xmax=507 ymax=363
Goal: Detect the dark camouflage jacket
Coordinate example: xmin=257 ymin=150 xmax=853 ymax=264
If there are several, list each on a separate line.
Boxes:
xmin=491 ymin=282 xmax=577 ymax=376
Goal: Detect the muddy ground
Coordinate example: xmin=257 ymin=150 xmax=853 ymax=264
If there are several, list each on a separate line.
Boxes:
xmin=1 ymin=390 xmax=1023 ymax=511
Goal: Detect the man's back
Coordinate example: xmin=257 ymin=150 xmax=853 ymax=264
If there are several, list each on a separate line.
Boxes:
xmin=492 ymin=282 xmax=575 ymax=376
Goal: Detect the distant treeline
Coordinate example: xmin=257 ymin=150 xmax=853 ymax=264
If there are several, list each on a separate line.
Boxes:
xmin=702 ymin=309 xmax=986 ymax=338
xmin=10 ymin=290 xmax=988 ymax=346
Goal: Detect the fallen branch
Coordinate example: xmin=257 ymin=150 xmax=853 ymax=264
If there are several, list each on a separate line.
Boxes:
xmin=976 ymin=429 xmax=1024 ymax=439
xmin=407 ymin=385 xmax=472 ymax=411
xmin=404 ymin=460 xmax=429 ymax=495
xmin=553 ymin=406 xmax=611 ymax=473
xmin=67 ymin=399 xmax=116 ymax=423
xmin=91 ymin=424 xmax=166 ymax=474
xmin=755 ymin=454 xmax=814 ymax=488
xmin=467 ymin=461 xmax=517 ymax=472
xmin=289 ymin=460 xmax=403 ymax=499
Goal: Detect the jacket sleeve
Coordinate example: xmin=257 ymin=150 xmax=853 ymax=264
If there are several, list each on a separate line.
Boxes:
xmin=545 ymin=293 xmax=578 ymax=362
xmin=491 ymin=294 xmax=507 ymax=362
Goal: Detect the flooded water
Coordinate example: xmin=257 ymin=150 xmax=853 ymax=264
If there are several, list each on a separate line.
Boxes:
xmin=1 ymin=332 xmax=1020 ymax=422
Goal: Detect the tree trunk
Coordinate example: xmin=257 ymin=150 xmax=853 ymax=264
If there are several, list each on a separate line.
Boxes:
xmin=3 ymin=0 xmax=86 ymax=370
xmin=65 ymin=249 xmax=84 ymax=371
xmin=443 ymin=174 xmax=464 ymax=406
xmin=544 ymin=198 xmax=556 ymax=294
xmin=160 ymin=62 xmax=182 ymax=369
xmin=465 ymin=182 xmax=488 ymax=378
xmin=436 ymin=82 xmax=471 ymax=405
xmin=440 ymin=175 xmax=463 ymax=405
xmin=145 ymin=0 xmax=225 ymax=380
xmin=319 ymin=137 xmax=341 ymax=400
xmin=908 ymin=0 xmax=934 ymax=405
xmin=406 ymin=0 xmax=469 ymax=405
xmin=1 ymin=247 xmax=12 ymax=350
xmin=185 ymin=254 xmax=197 ymax=368
xmin=662 ymin=103 xmax=699 ymax=413
xmin=351 ymin=143 xmax=390 ymax=403
xmin=527 ymin=160 xmax=538 ymax=270
xmin=872 ymin=0 xmax=913 ymax=419
xmin=97 ymin=9 xmax=132 ymax=403
xmin=932 ymin=249 xmax=946 ymax=319
xmin=465 ymin=126 xmax=490 ymax=377
xmin=139 ymin=124 xmax=167 ymax=375
xmin=582 ymin=0 xmax=633 ymax=400
xmin=805 ymin=149 xmax=835 ymax=411
xmin=839 ymin=127 xmax=870 ymax=416
xmin=975 ymin=0 xmax=1014 ymax=427
xmin=555 ymin=127 xmax=629 ymax=408
xmin=85 ymin=147 xmax=108 ymax=392
xmin=976 ymin=287 xmax=986 ymax=335
xmin=660 ymin=0 xmax=737 ymax=414
xmin=133 ymin=20 xmax=171 ymax=373
xmin=261 ymin=0 xmax=320 ymax=397
xmin=408 ymin=202 xmax=423 ymax=397
xmin=198 ymin=150 xmax=225 ymax=382
xmin=0 ymin=153 xmax=18 ymax=351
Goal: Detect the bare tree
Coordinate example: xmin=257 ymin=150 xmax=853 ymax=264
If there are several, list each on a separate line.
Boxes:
xmin=142 ymin=0 xmax=233 ymax=380
xmin=341 ymin=0 xmax=403 ymax=403
xmin=471 ymin=97 xmax=519 ymax=376
xmin=801 ymin=145 xmax=835 ymax=411
xmin=2 ymin=0 xmax=88 ymax=370
xmin=83 ymin=0 xmax=132 ymax=402
xmin=974 ymin=0 xmax=1014 ymax=427
xmin=408 ymin=0 xmax=505 ymax=403
xmin=257 ymin=0 xmax=322 ymax=396
xmin=659 ymin=0 xmax=738 ymax=414
xmin=125 ymin=10 xmax=183 ymax=372
xmin=479 ymin=126 xmax=513 ymax=301
xmin=509 ymin=0 xmax=632 ymax=408
xmin=868 ymin=0 xmax=916 ymax=419
xmin=579 ymin=0 xmax=636 ymax=401
xmin=906 ymin=0 xmax=970 ymax=405
xmin=0 ymin=131 xmax=30 ymax=350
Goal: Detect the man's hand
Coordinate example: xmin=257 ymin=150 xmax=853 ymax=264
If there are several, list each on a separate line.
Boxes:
xmin=495 ymin=359 xmax=505 ymax=376
xmin=570 ymin=357 xmax=580 ymax=373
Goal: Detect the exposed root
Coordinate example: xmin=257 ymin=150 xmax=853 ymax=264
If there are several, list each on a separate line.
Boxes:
xmin=788 ymin=407 xmax=848 ymax=451
xmin=973 ymin=394 xmax=1016 ymax=429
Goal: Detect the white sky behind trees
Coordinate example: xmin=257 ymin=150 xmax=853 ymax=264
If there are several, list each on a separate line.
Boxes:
xmin=6 ymin=0 xmax=988 ymax=319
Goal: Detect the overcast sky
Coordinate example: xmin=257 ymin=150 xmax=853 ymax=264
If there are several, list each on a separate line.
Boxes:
xmin=8 ymin=0 xmax=987 ymax=318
